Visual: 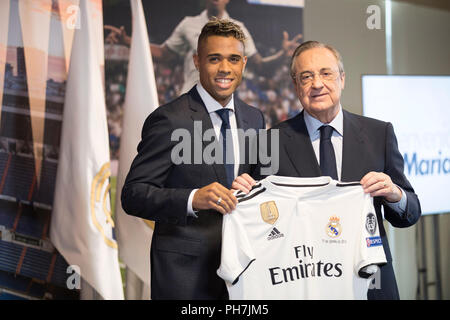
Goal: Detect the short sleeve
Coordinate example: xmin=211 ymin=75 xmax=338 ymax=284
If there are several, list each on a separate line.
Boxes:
xmin=232 ymin=20 xmax=257 ymax=58
xmin=354 ymin=195 xmax=387 ymax=278
xmin=217 ymin=209 xmax=256 ymax=285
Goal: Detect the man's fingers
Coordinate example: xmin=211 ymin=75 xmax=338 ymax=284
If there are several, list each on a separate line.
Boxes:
xmin=211 ymin=193 xmax=235 ymax=214
xmin=360 ymin=172 xmax=401 ymax=202
xmin=364 ymin=181 xmax=389 ymax=194
xmin=232 ymin=181 xmax=250 ymax=194
xmin=211 ymin=185 xmax=237 ymax=212
xmin=215 ymin=193 xmax=233 ymax=213
xmin=222 ymin=191 xmax=237 ymax=211
xmin=234 ymin=176 xmax=252 ymax=193
xmin=241 ymin=173 xmax=256 ymax=186
xmin=293 ymin=33 xmax=303 ymax=41
xmin=361 ymin=177 xmax=378 ymax=190
xmin=231 ymin=174 xmax=256 ymax=194
xmin=209 ymin=199 xmax=227 ymax=215
xmin=360 ymin=171 xmax=380 ymax=187
xmin=104 ymin=25 xmax=120 ymax=32
xmin=194 ymin=182 xmax=240 ymax=213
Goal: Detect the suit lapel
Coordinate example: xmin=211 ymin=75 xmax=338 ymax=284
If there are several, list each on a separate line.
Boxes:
xmin=341 ymin=110 xmax=366 ymax=182
xmin=282 ymin=111 xmax=321 ymax=177
xmin=234 ymin=100 xmax=250 ymax=131
xmin=188 ymin=87 xmax=229 ymax=185
xmin=234 ymin=99 xmax=252 ymax=176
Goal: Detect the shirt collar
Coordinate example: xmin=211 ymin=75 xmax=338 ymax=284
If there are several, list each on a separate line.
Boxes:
xmin=196 ymin=83 xmax=235 ymax=114
xmin=303 ymin=106 xmax=344 ymax=139
xmin=200 ymin=9 xmax=230 ymax=22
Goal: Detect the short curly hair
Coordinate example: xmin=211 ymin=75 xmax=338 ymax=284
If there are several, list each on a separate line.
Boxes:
xmin=197 ymin=17 xmax=247 ymax=52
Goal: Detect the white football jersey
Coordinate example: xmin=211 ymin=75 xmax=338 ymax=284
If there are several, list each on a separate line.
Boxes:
xmin=217 ymin=176 xmax=387 ymax=300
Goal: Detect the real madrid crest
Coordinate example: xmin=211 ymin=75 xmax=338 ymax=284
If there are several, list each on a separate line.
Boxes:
xmin=90 ymin=162 xmax=118 ymax=249
xmin=326 ymin=215 xmax=342 ymax=238
xmin=260 ymin=201 xmax=279 ymax=225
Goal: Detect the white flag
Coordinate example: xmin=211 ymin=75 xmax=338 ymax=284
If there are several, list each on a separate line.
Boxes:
xmin=50 ymin=0 xmax=124 ymax=300
xmin=0 ymin=0 xmax=10 ymax=124
xmin=18 ymin=0 xmax=52 ymax=186
xmin=115 ymin=0 xmax=159 ymax=296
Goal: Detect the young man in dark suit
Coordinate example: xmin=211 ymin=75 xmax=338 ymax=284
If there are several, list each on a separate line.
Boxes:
xmin=233 ymin=41 xmax=421 ymax=300
xmin=121 ymin=19 xmax=265 ymax=299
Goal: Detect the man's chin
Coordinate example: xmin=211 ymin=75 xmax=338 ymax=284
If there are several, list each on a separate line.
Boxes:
xmin=212 ymin=91 xmax=233 ymax=105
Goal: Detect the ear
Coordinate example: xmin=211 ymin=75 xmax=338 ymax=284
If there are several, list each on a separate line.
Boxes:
xmin=242 ymin=55 xmax=248 ymax=72
xmin=293 ymin=78 xmax=301 ymax=98
xmin=193 ymin=52 xmax=199 ymax=71
xmin=340 ymin=71 xmax=345 ymax=89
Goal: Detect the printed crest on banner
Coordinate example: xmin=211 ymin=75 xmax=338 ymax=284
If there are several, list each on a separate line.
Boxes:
xmin=326 ymin=215 xmax=342 ymax=238
xmin=90 ymin=162 xmax=117 ymax=249
xmin=260 ymin=201 xmax=279 ymax=225
xmin=365 ymin=212 xmax=377 ymax=235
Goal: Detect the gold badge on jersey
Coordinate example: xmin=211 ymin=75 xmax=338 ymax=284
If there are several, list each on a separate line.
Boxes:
xmin=260 ymin=201 xmax=279 ymax=225
xmin=326 ymin=215 xmax=342 ymax=238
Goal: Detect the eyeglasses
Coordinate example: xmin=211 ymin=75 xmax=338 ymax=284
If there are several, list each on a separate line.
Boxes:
xmin=293 ymin=69 xmax=341 ymax=86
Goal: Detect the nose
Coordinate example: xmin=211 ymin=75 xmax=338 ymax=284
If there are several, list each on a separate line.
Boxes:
xmin=218 ymin=59 xmax=232 ymax=74
xmin=311 ymin=74 xmax=324 ymax=89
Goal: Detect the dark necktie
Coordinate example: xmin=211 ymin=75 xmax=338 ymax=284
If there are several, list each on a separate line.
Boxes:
xmin=215 ymin=108 xmax=234 ymax=188
xmin=319 ymin=125 xmax=338 ymax=180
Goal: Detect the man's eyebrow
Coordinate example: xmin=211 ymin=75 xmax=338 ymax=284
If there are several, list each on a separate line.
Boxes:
xmin=206 ymin=53 xmax=242 ymax=58
xmin=299 ymin=67 xmax=334 ymax=74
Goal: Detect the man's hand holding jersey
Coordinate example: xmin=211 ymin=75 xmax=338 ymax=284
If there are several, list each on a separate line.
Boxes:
xmin=360 ymin=171 xmax=403 ymax=203
xmin=193 ymin=182 xmax=238 ymax=215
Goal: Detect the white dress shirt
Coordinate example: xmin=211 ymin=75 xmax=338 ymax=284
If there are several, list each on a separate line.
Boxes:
xmin=186 ymin=83 xmax=241 ymax=215
xmin=303 ymin=106 xmax=407 ymax=213
xmin=304 ymin=107 xmax=344 ymax=180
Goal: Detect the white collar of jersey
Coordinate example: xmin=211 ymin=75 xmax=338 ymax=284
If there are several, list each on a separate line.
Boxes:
xmin=196 ymin=83 xmax=235 ymax=114
xmin=260 ymin=175 xmax=337 ymax=199
xmin=200 ymin=9 xmax=230 ymax=21
xmin=303 ymin=106 xmax=344 ymax=140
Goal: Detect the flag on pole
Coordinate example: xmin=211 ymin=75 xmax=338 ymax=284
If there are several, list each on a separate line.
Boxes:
xmin=18 ymin=0 xmax=52 ymax=186
xmin=50 ymin=0 xmax=124 ymax=300
xmin=0 ymin=0 xmax=10 ymax=125
xmin=56 ymin=0 xmax=80 ymax=74
xmin=115 ymin=0 xmax=159 ymax=298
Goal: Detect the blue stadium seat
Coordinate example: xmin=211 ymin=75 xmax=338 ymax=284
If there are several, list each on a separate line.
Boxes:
xmin=0 ymin=200 xmax=17 ymax=229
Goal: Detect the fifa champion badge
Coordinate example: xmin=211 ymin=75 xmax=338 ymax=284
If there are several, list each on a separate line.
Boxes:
xmin=326 ymin=215 xmax=342 ymax=238
xmin=260 ymin=201 xmax=279 ymax=225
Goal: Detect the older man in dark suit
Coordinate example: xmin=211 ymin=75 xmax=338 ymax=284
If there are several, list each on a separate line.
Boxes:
xmin=233 ymin=41 xmax=421 ymax=300
xmin=121 ymin=19 xmax=265 ymax=299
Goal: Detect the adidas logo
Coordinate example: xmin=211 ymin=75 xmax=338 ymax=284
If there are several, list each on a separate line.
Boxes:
xmin=267 ymin=227 xmax=284 ymax=241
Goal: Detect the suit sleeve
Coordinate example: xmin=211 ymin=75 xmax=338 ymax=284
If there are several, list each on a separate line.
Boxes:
xmin=383 ymin=122 xmax=421 ymax=227
xmin=121 ymin=109 xmax=192 ymax=226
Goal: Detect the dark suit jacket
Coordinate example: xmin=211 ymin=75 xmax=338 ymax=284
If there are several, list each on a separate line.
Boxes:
xmin=253 ymin=109 xmax=421 ymax=300
xmin=121 ymin=87 xmax=265 ymax=299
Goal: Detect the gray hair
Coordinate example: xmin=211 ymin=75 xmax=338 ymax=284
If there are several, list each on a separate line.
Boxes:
xmin=290 ymin=41 xmax=345 ymax=79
